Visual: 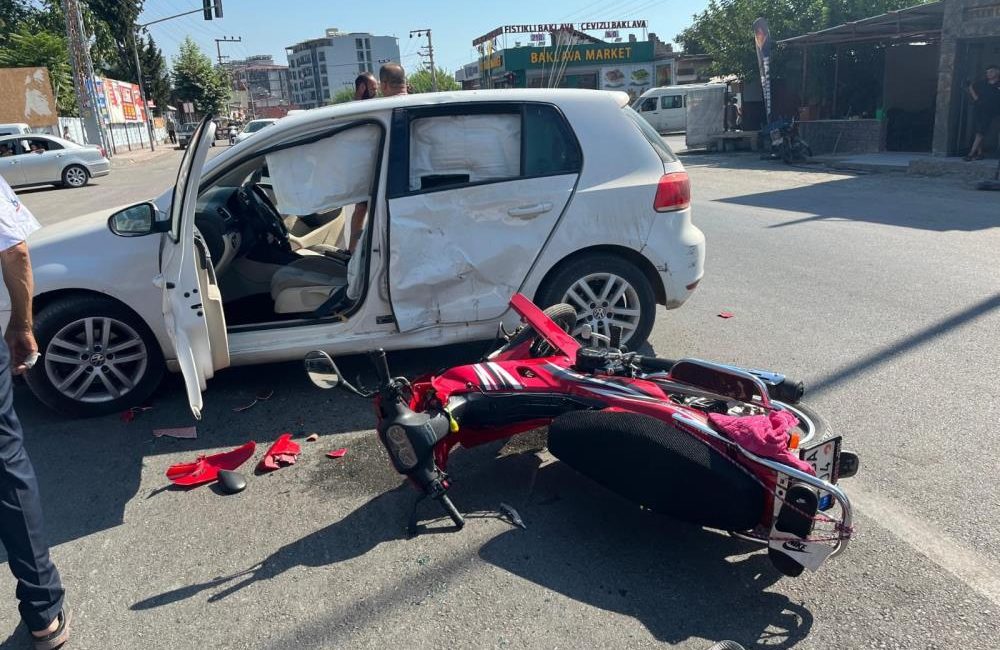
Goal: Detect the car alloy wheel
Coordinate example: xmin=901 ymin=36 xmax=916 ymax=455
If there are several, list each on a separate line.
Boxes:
xmin=43 ymin=316 xmax=149 ymax=403
xmin=561 ymin=272 xmax=642 ymax=345
xmin=63 ymin=166 xmax=88 ymax=187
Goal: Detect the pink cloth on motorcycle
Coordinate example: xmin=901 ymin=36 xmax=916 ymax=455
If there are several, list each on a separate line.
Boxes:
xmin=707 ymin=410 xmax=815 ymax=475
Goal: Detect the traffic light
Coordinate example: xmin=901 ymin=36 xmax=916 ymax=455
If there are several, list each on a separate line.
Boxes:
xmin=202 ymin=0 xmax=222 ymax=19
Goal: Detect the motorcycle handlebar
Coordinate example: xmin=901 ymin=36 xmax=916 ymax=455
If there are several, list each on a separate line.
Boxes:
xmin=769 ymin=378 xmax=804 ymax=404
xmin=370 ymin=349 xmax=391 ymax=386
xmin=635 ymin=355 xmax=677 ymax=373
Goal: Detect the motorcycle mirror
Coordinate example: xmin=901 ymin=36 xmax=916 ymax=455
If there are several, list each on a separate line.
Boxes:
xmin=304 ymin=350 xmax=341 ymax=390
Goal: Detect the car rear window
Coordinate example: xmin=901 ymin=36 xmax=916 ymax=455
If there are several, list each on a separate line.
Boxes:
xmin=623 ymin=106 xmax=677 ymax=164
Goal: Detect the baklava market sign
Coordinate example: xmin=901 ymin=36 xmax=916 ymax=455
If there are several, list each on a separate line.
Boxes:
xmin=506 ymin=42 xmax=654 ymax=69
xmin=474 ymin=20 xmax=647 ymax=46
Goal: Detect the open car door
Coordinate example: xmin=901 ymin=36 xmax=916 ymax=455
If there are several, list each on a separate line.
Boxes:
xmin=160 ymin=115 xmax=229 ymax=419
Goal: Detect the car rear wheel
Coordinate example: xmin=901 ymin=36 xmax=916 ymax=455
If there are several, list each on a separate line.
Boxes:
xmin=61 ymin=164 xmax=89 ymax=188
xmin=536 ymin=253 xmax=656 ymax=349
xmin=26 ymin=295 xmax=165 ymax=418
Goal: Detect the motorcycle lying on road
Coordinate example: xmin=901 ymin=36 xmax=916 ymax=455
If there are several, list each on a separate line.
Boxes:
xmin=304 ymin=295 xmax=858 ymax=577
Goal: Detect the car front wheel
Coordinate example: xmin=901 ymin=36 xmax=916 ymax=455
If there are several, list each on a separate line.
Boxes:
xmin=535 ymin=253 xmax=656 ymax=349
xmin=26 ymin=295 xmax=165 ymax=418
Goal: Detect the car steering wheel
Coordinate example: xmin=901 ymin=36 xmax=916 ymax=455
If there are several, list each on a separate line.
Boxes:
xmin=237 ymin=181 xmax=290 ymax=250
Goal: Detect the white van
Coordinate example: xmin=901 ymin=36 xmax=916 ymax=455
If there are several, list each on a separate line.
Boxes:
xmin=632 ymin=84 xmax=726 ymax=133
xmin=0 ymin=123 xmax=31 ymax=137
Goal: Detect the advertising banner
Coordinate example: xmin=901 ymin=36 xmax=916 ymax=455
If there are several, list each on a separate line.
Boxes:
xmin=599 ymin=63 xmax=653 ymax=101
xmin=752 ymin=17 xmax=773 ymax=124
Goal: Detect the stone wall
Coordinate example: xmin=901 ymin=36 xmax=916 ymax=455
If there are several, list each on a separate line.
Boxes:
xmin=932 ymin=0 xmax=1000 ymax=155
xmin=798 ymin=119 xmax=884 ymax=155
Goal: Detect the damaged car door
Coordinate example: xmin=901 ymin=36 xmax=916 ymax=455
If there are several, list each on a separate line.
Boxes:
xmin=385 ymin=102 xmax=582 ymax=330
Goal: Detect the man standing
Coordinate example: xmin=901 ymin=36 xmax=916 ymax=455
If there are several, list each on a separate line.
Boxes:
xmin=379 ymin=63 xmax=409 ymax=99
xmin=167 ymin=118 xmax=177 ymax=145
xmin=965 ymin=64 xmax=1000 ymax=161
xmin=0 ymin=174 xmax=69 ymax=649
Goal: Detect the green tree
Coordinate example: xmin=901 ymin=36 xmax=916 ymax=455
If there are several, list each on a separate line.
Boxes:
xmin=0 ymin=28 xmax=76 ymax=115
xmin=330 ymin=87 xmax=356 ymax=104
xmin=0 ymin=0 xmax=32 ymax=48
xmin=86 ymin=0 xmax=144 ymax=80
xmin=407 ymin=67 xmax=460 ymax=93
xmin=172 ymin=37 xmax=230 ymax=116
xmin=139 ymin=34 xmax=171 ymax=113
xmin=675 ymin=0 xmax=924 ymax=81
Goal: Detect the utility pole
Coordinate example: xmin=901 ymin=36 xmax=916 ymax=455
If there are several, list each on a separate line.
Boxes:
xmin=215 ymin=36 xmax=243 ymax=120
xmin=215 ymin=35 xmax=241 ymax=66
xmin=131 ymin=29 xmax=156 ymax=151
xmin=410 ymin=29 xmax=437 ymax=92
xmin=62 ymin=0 xmax=110 ymax=152
xmin=131 ymin=1 xmax=225 ymax=151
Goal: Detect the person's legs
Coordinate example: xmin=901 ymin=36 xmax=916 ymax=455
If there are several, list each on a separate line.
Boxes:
xmin=0 ymin=338 xmax=64 ymax=633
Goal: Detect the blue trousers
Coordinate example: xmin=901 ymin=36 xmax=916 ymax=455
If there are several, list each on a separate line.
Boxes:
xmin=0 ymin=338 xmax=63 ymax=631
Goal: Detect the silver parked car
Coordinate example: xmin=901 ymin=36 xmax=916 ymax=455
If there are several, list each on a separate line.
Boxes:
xmin=0 ymin=133 xmax=111 ymax=189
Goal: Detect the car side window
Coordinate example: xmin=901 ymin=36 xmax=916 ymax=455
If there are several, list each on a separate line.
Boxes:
xmin=408 ymin=113 xmax=521 ymax=192
xmin=661 ymin=95 xmax=683 ymax=110
xmin=640 ymin=98 xmax=658 ymax=112
xmin=523 ymin=104 xmax=582 ymax=177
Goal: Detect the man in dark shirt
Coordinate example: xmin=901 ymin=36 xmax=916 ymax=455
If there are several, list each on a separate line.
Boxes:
xmin=965 ymin=64 xmax=1000 ymax=160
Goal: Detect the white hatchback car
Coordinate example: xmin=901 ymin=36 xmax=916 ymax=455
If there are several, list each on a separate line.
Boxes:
xmin=5 ymin=90 xmax=704 ymax=417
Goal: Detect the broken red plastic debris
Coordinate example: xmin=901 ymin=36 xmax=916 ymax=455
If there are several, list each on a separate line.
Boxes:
xmin=166 ymin=441 xmax=257 ymax=487
xmin=121 ymin=406 xmax=153 ymax=423
xmin=326 ymin=448 xmax=348 ymax=459
xmin=718 ymin=311 xmax=734 ymax=319
xmin=257 ymin=433 xmax=301 ymax=472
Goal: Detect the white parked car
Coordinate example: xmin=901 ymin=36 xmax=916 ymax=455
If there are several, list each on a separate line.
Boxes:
xmin=4 ymin=89 xmax=705 ymax=417
xmin=0 ymin=133 xmax=110 ymax=189
xmin=234 ymin=118 xmax=277 ymax=144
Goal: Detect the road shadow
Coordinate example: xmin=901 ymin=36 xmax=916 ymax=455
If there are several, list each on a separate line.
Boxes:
xmin=132 ymin=438 xmax=809 ymax=649
xmin=6 ymin=340 xmax=502 ymax=551
xmin=807 ymin=292 xmax=1000 ymax=397
xmin=718 ymin=173 xmax=1000 ymax=232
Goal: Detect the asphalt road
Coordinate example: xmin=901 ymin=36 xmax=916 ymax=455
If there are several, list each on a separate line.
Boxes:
xmin=3 ymin=146 xmax=999 ymax=649
xmin=17 ymin=143 xmax=229 ymax=227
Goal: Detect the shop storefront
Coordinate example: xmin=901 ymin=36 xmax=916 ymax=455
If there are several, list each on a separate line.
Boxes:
xmin=498 ymin=41 xmax=670 ymax=101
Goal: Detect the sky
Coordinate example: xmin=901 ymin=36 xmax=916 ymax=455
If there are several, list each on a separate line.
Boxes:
xmin=140 ymin=0 xmax=708 ymax=75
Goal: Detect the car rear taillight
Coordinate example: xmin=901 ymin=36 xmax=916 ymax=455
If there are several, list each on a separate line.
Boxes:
xmin=653 ymin=172 xmax=691 ymax=212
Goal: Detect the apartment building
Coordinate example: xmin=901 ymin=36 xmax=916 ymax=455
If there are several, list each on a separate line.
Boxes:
xmin=286 ymin=28 xmax=401 ymax=108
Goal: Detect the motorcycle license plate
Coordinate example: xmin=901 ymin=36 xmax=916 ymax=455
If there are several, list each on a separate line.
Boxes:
xmin=799 ymin=436 xmax=842 ymax=510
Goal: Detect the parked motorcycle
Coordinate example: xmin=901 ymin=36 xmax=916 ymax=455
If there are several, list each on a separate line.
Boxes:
xmin=305 ymin=294 xmax=858 ymax=577
xmin=767 ymin=117 xmax=812 ymax=164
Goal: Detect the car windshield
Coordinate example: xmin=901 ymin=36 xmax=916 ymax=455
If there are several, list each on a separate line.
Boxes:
xmin=244 ymin=121 xmax=272 ymax=133
xmin=622 ymin=106 xmax=678 ymax=164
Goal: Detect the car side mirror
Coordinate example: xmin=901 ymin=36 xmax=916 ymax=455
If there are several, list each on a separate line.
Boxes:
xmin=107 ymin=202 xmax=166 ymax=237
xmin=304 ymin=350 xmax=341 ymax=389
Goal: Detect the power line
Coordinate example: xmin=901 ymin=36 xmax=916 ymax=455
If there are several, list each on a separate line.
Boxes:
xmin=409 ymin=29 xmax=437 ymax=91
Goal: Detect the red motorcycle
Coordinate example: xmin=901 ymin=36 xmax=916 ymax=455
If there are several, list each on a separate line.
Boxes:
xmin=305 ymin=295 xmax=858 ymax=577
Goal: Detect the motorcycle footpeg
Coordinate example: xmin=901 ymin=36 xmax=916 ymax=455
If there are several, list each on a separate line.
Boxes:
xmin=768 ymin=483 xmax=818 ymax=578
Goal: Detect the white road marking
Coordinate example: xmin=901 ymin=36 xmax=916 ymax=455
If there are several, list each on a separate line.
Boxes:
xmin=850 ymin=483 xmax=1000 ymax=607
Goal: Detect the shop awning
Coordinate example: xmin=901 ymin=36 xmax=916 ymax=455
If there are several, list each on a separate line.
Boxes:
xmin=778 ymin=1 xmax=943 ymax=47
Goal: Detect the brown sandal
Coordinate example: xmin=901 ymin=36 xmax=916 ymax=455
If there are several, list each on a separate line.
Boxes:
xmin=32 ymin=608 xmax=70 ymax=650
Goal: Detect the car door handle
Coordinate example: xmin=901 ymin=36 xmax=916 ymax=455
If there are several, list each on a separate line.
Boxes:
xmin=507 ymin=202 xmax=553 ymax=219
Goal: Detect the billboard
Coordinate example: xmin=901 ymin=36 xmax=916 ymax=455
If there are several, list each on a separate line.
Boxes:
xmin=95 ymin=77 xmax=145 ymax=124
xmin=0 ymin=67 xmax=57 ymax=128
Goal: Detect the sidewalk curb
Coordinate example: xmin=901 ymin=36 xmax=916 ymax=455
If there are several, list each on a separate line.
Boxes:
xmin=110 ymin=145 xmax=177 ymax=168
